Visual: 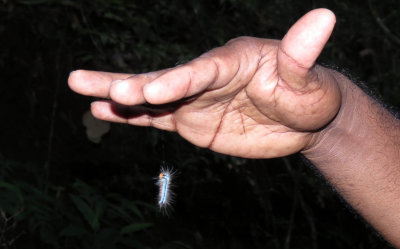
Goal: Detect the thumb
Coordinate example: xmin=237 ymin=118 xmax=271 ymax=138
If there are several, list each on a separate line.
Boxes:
xmin=277 ymin=8 xmax=336 ymax=90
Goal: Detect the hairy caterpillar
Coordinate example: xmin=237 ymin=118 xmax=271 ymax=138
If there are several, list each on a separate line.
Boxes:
xmin=156 ymin=166 xmax=176 ymax=214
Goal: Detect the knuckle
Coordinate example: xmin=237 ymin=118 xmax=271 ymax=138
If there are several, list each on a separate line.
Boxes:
xmin=226 ymin=36 xmax=253 ymax=46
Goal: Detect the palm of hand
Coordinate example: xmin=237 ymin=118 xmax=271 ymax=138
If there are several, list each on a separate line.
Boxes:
xmin=168 ymin=38 xmax=339 ymax=158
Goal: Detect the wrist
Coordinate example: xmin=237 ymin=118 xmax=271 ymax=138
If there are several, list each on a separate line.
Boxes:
xmin=301 ymin=69 xmax=400 ymax=247
xmin=302 ymin=67 xmax=400 ymax=174
xmin=302 ymin=70 xmax=376 ymax=166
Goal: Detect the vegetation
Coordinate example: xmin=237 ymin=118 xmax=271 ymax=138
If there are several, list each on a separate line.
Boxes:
xmin=0 ymin=0 xmax=398 ymax=248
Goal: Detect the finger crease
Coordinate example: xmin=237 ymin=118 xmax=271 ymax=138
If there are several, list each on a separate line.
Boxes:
xmin=208 ymin=102 xmax=231 ymax=149
xmin=278 ymin=45 xmax=309 ymax=70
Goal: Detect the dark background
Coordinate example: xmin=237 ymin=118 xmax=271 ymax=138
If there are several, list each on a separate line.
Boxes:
xmin=0 ymin=0 xmax=399 ymax=248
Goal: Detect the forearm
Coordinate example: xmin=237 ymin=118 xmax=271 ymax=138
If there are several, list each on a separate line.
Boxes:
xmin=303 ymin=71 xmax=400 ymax=247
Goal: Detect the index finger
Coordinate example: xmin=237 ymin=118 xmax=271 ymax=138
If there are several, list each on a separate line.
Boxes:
xmin=68 ymin=70 xmax=133 ymax=98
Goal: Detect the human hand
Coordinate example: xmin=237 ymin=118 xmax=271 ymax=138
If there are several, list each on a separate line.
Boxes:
xmin=68 ymin=8 xmax=341 ymax=159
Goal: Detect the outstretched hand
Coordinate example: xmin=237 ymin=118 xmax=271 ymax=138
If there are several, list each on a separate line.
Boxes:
xmin=68 ymin=8 xmax=341 ymax=158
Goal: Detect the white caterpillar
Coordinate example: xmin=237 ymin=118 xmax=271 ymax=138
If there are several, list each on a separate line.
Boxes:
xmin=156 ymin=166 xmax=176 ymax=214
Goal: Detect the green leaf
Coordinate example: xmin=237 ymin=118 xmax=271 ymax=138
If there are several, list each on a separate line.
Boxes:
xmin=107 ymin=194 xmax=144 ymax=219
xmin=0 ymin=181 xmax=23 ymax=203
xmin=108 ymin=203 xmax=133 ymax=221
xmin=69 ymin=194 xmax=100 ymax=231
xmin=125 ymin=201 xmax=144 ymax=220
xmin=120 ymin=223 xmax=152 ymax=234
xmin=104 ymin=12 xmax=124 ymax=22
xmin=72 ymin=179 xmax=96 ymax=195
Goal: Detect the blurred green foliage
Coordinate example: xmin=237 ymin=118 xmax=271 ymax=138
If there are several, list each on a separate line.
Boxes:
xmin=0 ymin=157 xmax=157 ymax=249
xmin=0 ymin=0 xmax=398 ymax=248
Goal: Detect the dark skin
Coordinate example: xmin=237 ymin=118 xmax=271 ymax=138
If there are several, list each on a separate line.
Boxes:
xmin=69 ymin=9 xmax=340 ymax=158
xmin=69 ymin=9 xmax=400 ymax=247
